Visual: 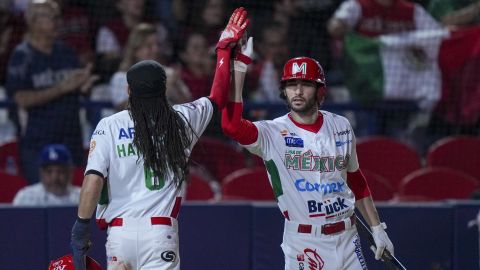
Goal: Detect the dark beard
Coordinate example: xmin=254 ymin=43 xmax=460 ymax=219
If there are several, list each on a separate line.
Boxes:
xmin=288 ymin=97 xmax=318 ymax=115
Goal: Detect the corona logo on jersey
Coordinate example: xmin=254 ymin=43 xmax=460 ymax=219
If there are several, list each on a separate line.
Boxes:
xmin=307 ymin=197 xmax=350 ymax=219
xmin=285 ymin=150 xmax=350 ymax=172
xmin=296 ymin=248 xmax=324 ymax=270
xmin=295 ymin=179 xmax=345 ymax=195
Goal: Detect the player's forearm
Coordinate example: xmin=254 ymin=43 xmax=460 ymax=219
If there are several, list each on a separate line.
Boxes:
xmin=14 ymin=86 xmax=65 ymax=108
xmin=221 ymin=102 xmax=258 ymax=144
xmin=355 ymin=196 xmax=381 ymax=227
xmin=209 ymin=48 xmax=231 ymax=109
xmin=77 ymin=174 xmax=104 ymax=219
xmin=231 ymin=69 xmax=246 ymax=102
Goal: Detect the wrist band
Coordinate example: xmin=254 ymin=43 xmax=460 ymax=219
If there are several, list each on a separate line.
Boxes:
xmin=77 ymin=217 xmax=91 ymax=224
xmin=236 ymin=53 xmax=252 ymax=65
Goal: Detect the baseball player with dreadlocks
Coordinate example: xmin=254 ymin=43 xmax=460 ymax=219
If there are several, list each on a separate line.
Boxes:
xmin=222 ymin=36 xmax=395 ymax=269
xmin=70 ymin=8 xmax=249 ymax=270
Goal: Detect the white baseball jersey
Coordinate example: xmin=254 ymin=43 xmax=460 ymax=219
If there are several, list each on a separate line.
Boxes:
xmin=243 ymin=111 xmax=359 ymax=225
xmin=86 ymin=97 xmax=213 ymax=222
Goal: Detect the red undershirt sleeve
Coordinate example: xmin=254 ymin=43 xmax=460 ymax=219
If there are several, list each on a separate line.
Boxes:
xmin=208 ymin=49 xmax=231 ymax=109
xmin=347 ymin=168 xmax=371 ymax=200
xmin=221 ymin=102 xmax=258 ymax=145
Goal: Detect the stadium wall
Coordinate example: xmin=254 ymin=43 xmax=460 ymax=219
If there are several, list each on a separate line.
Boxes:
xmin=0 ymin=202 xmax=478 ymax=269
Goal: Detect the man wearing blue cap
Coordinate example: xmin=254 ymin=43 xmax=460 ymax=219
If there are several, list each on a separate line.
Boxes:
xmin=12 ymin=144 xmax=81 ymax=206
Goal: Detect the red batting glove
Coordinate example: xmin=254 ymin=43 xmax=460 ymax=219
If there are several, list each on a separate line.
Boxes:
xmin=216 ymin=7 xmax=250 ymax=50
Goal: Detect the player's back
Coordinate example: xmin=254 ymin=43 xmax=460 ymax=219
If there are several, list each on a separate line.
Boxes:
xmin=87 ymin=98 xmax=214 ymax=220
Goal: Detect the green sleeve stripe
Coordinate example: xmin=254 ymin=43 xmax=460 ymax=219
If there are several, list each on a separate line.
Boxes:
xmin=98 ymin=180 xmax=109 ymax=205
xmin=265 ymin=160 xmax=283 ymax=200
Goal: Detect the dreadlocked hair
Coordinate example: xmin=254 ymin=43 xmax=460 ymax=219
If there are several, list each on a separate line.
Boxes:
xmin=129 ymin=95 xmax=194 ymax=187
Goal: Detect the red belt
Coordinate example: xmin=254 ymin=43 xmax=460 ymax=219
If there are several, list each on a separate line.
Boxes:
xmin=298 ymin=215 xmax=356 ymax=235
xmin=109 ymin=217 xmax=172 ymax=227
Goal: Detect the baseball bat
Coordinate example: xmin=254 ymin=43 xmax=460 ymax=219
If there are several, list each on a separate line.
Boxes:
xmin=355 ymin=215 xmax=407 ymax=270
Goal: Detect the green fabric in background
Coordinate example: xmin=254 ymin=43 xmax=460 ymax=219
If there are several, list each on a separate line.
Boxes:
xmin=428 ymin=0 xmax=479 ymax=21
xmin=344 ymin=33 xmax=383 ymax=105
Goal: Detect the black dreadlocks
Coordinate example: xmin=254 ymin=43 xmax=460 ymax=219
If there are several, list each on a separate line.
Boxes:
xmin=128 ymin=95 xmax=193 ymax=187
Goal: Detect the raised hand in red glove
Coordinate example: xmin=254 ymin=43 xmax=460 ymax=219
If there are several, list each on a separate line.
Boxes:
xmin=216 ymin=7 xmax=250 ymax=50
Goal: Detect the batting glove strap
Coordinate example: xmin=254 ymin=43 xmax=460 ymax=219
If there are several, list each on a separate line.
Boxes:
xmin=371 ymin=222 xmax=394 ymax=260
xmin=371 ymin=222 xmax=387 ymax=231
xmin=233 ymin=37 xmax=253 ymax=72
xmin=235 ymin=53 xmax=252 ymax=65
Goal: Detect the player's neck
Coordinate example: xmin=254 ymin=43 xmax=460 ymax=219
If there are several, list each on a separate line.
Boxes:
xmin=289 ymin=108 xmax=319 ymax=125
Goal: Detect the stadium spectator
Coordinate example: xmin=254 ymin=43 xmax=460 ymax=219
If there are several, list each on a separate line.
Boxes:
xmin=150 ymin=0 xmax=184 ymax=34
xmin=0 ymin=0 xmax=25 ymax=85
xmin=178 ymin=32 xmax=213 ymax=101
xmin=177 ymin=0 xmax=227 ymax=49
xmin=177 ymin=31 xmax=229 ymax=138
xmin=428 ymin=0 xmax=480 ymax=27
xmin=246 ymin=22 xmax=289 ymax=103
xmin=327 ymin=0 xmax=440 ymax=38
xmin=199 ymin=0 xmax=227 ymax=46
xmin=5 ymin=0 xmax=98 ymax=183
xmin=12 ymin=144 xmax=80 ymax=206
xmin=326 ymin=0 xmax=443 ymax=139
xmin=95 ymin=0 xmax=172 ymax=80
xmin=109 ymin=23 xmax=191 ymax=111
xmin=54 ymin=0 xmax=94 ymax=65
xmin=270 ymin=0 xmax=339 ymax=75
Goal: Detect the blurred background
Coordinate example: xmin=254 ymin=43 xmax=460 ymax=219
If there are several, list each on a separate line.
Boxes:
xmin=0 ymin=0 xmax=479 ymax=269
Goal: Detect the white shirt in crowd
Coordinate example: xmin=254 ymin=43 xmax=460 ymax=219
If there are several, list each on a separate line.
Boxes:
xmin=12 ymin=183 xmax=81 ymax=206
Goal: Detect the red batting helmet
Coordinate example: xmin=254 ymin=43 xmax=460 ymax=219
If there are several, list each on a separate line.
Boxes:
xmin=281 ymin=57 xmax=325 ymax=85
xmin=48 ymin=254 xmax=103 ymax=270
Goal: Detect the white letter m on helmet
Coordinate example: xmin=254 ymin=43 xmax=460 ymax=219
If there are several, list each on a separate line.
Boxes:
xmin=292 ymin=62 xmax=307 ymax=75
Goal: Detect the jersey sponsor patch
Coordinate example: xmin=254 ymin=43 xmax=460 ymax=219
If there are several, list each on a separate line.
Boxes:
xmin=335 ymin=139 xmax=352 ymax=147
xmin=92 ymin=129 xmax=105 ymax=136
xmin=285 ymin=137 xmax=304 ymax=148
xmin=89 ymin=140 xmax=96 ymax=156
xmin=335 ymin=129 xmax=351 ymax=136
xmin=295 ymin=179 xmax=345 ymax=195
xmin=307 ymin=197 xmax=349 ymax=218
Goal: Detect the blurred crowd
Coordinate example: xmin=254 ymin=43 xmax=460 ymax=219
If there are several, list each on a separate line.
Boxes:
xmin=0 ymin=0 xmax=479 ymax=187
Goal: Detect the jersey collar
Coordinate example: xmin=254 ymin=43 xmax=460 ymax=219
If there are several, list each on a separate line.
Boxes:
xmin=288 ymin=112 xmax=323 ymax=133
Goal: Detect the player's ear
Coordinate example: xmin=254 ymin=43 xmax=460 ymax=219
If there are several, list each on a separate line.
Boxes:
xmin=127 ymin=86 xmax=131 ymax=96
xmin=316 ymin=85 xmax=326 ymax=106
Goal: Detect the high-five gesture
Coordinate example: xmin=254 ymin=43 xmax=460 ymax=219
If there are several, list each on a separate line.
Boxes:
xmin=216 ymin=7 xmax=250 ymax=50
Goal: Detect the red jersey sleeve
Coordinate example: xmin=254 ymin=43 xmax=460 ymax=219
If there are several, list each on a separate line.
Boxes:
xmin=221 ymin=102 xmax=258 ymax=145
xmin=347 ymin=168 xmax=371 ymax=200
xmin=208 ymin=49 xmax=231 ymax=109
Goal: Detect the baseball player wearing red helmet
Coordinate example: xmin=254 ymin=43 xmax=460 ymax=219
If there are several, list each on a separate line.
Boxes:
xmin=70 ymin=8 xmax=249 ymax=270
xmin=222 ymin=37 xmax=395 ymax=269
